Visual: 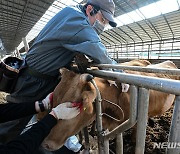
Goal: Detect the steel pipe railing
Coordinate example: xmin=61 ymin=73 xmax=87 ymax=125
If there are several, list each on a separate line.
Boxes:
xmin=90 ymin=79 xmax=104 ymax=154
xmin=91 ymin=64 xmax=180 ymax=76
xmin=102 ymin=85 xmax=138 ymax=140
xmin=167 ymin=96 xmax=180 ymax=154
xmin=87 ymin=69 xmax=180 ymax=95
xmin=86 ymin=68 xmax=180 ymax=154
xmin=135 ymin=88 xmax=150 ymax=154
xmin=116 ymin=133 xmax=123 ymax=154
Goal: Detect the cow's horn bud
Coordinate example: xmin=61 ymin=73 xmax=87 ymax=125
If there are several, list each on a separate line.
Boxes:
xmin=86 ymin=74 xmax=94 ymax=82
xmin=80 ymin=74 xmax=94 ymax=83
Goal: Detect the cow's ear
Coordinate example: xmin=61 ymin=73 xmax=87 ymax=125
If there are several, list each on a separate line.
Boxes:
xmin=59 ymin=68 xmax=69 ymax=74
xmin=82 ymin=90 xmax=96 ymax=114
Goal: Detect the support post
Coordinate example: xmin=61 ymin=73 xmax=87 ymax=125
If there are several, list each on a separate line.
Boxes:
xmin=22 ymin=37 xmax=29 ymax=52
xmin=102 ymin=85 xmax=138 ymax=140
xmin=104 ymin=137 xmax=109 ymax=154
xmin=116 ymin=133 xmax=123 ymax=154
xmin=91 ymin=80 xmax=107 ymax=154
xmin=135 ymin=88 xmax=149 ymax=154
xmin=83 ymin=127 xmax=90 ymax=151
xmin=15 ymin=47 xmax=21 ymax=58
xmin=167 ymin=96 xmax=180 ymax=154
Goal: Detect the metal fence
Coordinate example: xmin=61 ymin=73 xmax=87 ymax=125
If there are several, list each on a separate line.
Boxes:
xmin=86 ymin=65 xmax=180 ymax=154
xmin=106 ymin=39 xmax=180 ymax=60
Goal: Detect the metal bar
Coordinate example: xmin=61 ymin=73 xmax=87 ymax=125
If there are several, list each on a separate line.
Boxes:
xmin=91 ymin=64 xmax=180 ymax=76
xmin=177 ymin=0 xmax=180 ymax=8
xmin=22 ymin=37 xmax=29 ymax=52
xmin=87 ymin=69 xmax=180 ymax=95
xmin=83 ymin=127 xmax=90 ymax=150
xmin=167 ymin=96 xmax=180 ymax=154
xmin=101 ymin=85 xmax=138 ymax=140
xmin=126 ymin=25 xmax=143 ymax=43
xmin=116 ymin=133 xmax=123 ymax=154
xmin=15 ymin=47 xmax=21 ymax=58
xmin=101 ymin=31 xmax=116 ymax=45
xmin=135 ymin=88 xmax=149 ymax=154
xmin=101 ymin=36 xmax=111 ymax=46
xmin=121 ymin=0 xmax=152 ymax=41
xmin=104 ymin=31 xmax=121 ymax=45
xmin=147 ymin=19 xmax=162 ymax=40
xmin=118 ymin=27 xmax=135 ymax=44
xmin=90 ymin=80 xmax=104 ymax=154
xmin=104 ymin=137 xmax=110 ymax=154
xmin=103 ymin=37 xmax=180 ymax=49
xmin=111 ymin=29 xmax=127 ymax=44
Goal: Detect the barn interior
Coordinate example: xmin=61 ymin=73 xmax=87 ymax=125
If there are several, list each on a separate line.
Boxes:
xmin=0 ymin=0 xmax=180 ymax=154
xmin=0 ymin=0 xmax=180 ymax=66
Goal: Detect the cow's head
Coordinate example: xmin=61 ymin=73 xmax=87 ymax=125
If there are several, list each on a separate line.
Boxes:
xmin=41 ymin=68 xmax=97 ymax=151
xmin=41 ymin=68 xmax=125 ymax=151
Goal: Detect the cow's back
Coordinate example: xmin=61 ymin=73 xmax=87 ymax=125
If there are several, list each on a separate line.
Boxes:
xmin=120 ymin=59 xmax=151 ymax=66
xmin=122 ymin=60 xmax=178 ymax=117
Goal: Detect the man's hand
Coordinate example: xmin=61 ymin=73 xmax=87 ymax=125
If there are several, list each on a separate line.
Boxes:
xmin=74 ymin=53 xmax=90 ymax=73
xmin=52 ymin=102 xmax=80 ymax=120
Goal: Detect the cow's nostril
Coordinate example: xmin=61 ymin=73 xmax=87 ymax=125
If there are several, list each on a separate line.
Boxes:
xmin=43 ymin=143 xmax=51 ymax=150
xmin=45 ymin=144 xmax=50 ymax=149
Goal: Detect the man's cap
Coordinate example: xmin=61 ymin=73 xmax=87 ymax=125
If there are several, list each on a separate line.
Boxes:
xmin=87 ymin=0 xmax=117 ymax=27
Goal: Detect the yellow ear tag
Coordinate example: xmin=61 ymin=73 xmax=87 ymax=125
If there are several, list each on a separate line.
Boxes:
xmin=84 ymin=107 xmax=86 ymax=111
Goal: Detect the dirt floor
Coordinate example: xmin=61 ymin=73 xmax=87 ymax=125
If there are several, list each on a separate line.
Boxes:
xmin=123 ymin=106 xmax=173 ymax=154
xmin=86 ymin=106 xmax=173 ymax=154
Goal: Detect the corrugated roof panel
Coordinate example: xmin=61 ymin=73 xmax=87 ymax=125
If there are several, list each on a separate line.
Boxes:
xmin=0 ymin=0 xmax=54 ymax=53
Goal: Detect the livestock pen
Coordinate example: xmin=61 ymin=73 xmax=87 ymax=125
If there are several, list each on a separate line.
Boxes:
xmin=1 ymin=0 xmax=180 ymax=154
xmin=83 ymin=64 xmax=180 ymax=154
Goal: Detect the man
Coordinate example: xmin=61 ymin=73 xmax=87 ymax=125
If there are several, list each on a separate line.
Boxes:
xmin=7 ymin=0 xmax=117 ymax=104
xmin=0 ymin=93 xmax=80 ymax=154
xmin=0 ymin=0 xmax=119 ymax=152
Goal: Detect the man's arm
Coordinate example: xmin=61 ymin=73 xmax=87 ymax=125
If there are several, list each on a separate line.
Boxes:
xmin=0 ymin=102 xmax=80 ymax=154
xmin=0 ymin=93 xmax=52 ymax=123
xmin=0 ymin=102 xmax=37 ymax=123
xmin=0 ymin=114 xmax=57 ymax=154
xmin=62 ymin=26 xmax=117 ymax=65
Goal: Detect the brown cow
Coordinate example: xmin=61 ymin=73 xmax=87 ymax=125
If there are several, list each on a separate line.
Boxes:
xmin=41 ymin=60 xmax=178 ymax=151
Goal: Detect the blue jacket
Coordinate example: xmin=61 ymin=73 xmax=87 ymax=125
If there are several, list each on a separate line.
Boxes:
xmin=26 ymin=5 xmax=116 ymax=76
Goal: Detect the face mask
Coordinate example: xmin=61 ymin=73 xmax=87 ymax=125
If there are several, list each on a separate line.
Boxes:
xmin=92 ymin=19 xmax=105 ymax=35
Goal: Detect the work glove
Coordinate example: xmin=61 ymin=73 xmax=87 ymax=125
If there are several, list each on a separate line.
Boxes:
xmin=41 ymin=92 xmax=53 ymax=110
xmin=52 ymin=102 xmax=80 ymax=120
xmin=121 ymin=83 xmax=130 ymax=92
xmin=109 ymin=69 xmax=130 ymax=93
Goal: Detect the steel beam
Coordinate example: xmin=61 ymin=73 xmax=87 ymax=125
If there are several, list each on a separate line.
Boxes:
xmin=135 ymin=88 xmax=149 ymax=154
xmin=87 ymin=69 xmax=180 ymax=95
xmin=91 ymin=64 xmax=180 ymax=76
xmin=167 ymin=96 xmax=180 ymax=154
